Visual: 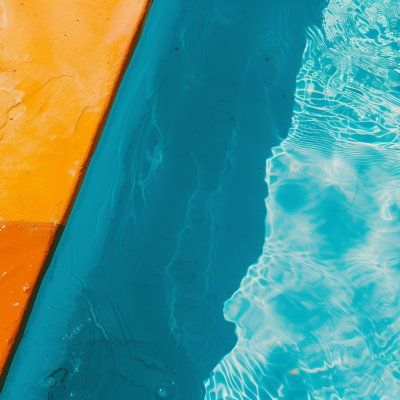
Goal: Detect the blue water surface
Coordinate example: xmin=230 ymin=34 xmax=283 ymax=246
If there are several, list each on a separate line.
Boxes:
xmin=10 ymin=0 xmax=397 ymax=399
xmin=207 ymin=1 xmax=400 ymax=399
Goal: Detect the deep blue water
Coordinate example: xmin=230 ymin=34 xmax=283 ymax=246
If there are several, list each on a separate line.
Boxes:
xmin=7 ymin=0 xmax=400 ymax=399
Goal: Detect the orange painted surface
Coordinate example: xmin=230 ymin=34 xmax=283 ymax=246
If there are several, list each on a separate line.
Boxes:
xmin=0 ymin=0 xmax=151 ymax=224
xmin=0 ymin=0 xmax=152 ymax=380
xmin=0 ymin=222 xmax=57 ymax=371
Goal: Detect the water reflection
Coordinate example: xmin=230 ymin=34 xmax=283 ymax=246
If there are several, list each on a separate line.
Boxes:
xmin=207 ymin=1 xmax=400 ymax=399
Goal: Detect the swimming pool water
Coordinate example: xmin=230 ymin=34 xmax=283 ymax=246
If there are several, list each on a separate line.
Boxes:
xmin=4 ymin=0 xmax=400 ymax=399
xmin=207 ymin=1 xmax=400 ymax=399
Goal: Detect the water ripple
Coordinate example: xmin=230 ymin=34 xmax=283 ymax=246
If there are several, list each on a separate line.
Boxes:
xmin=207 ymin=1 xmax=400 ymax=399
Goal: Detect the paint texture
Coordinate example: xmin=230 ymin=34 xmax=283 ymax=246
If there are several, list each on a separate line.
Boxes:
xmin=0 ymin=0 xmax=152 ymax=379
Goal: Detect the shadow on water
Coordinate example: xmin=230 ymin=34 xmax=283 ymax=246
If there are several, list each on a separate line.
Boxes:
xmin=2 ymin=0 xmax=325 ymax=399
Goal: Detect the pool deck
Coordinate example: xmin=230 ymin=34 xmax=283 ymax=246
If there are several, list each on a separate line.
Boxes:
xmin=0 ymin=0 xmax=152 ymax=384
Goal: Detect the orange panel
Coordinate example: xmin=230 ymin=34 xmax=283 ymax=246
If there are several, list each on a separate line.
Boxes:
xmin=0 ymin=0 xmax=153 ymax=385
xmin=0 ymin=222 xmax=58 ymax=373
xmin=0 ymin=0 xmax=152 ymax=224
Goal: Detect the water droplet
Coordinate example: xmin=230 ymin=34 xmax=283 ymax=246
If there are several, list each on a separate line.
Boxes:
xmin=45 ymin=376 xmax=56 ymax=386
xmin=158 ymin=388 xmax=168 ymax=398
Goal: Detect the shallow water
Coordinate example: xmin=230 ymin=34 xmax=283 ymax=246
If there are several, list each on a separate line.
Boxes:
xmin=207 ymin=1 xmax=400 ymax=399
xmin=5 ymin=0 xmax=398 ymax=399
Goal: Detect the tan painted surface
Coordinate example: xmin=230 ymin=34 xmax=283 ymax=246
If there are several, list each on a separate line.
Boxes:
xmin=0 ymin=0 xmax=152 ymax=381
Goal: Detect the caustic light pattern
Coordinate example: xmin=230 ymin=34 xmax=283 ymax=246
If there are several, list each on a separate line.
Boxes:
xmin=207 ymin=1 xmax=400 ymax=399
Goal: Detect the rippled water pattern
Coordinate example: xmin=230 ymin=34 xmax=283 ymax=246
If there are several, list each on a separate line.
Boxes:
xmin=207 ymin=1 xmax=400 ymax=399
xmin=4 ymin=0 xmax=399 ymax=399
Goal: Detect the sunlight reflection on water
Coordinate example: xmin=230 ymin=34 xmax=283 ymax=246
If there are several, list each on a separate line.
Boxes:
xmin=207 ymin=1 xmax=400 ymax=399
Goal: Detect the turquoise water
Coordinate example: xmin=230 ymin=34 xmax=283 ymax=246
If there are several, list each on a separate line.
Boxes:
xmin=4 ymin=0 xmax=400 ymax=399
xmin=207 ymin=1 xmax=400 ymax=399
